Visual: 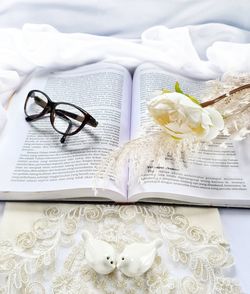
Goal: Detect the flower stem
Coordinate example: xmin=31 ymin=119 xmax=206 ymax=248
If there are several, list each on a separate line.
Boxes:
xmin=201 ymin=83 xmax=250 ymax=107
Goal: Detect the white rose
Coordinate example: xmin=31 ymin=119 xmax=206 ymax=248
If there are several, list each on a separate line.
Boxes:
xmin=148 ymin=92 xmax=224 ymax=141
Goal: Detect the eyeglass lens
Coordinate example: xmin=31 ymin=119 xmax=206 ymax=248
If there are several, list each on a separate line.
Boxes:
xmin=25 ymin=91 xmax=48 ymax=118
xmin=53 ymin=104 xmax=86 ymax=135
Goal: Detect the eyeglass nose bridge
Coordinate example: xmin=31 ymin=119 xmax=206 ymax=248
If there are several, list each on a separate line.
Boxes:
xmin=46 ymin=100 xmax=57 ymax=113
xmin=49 ymin=105 xmax=57 ymax=124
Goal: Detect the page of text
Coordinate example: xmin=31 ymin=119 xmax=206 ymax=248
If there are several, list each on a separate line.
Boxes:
xmin=0 ymin=63 xmax=132 ymax=199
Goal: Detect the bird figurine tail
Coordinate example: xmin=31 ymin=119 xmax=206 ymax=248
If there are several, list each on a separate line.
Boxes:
xmin=82 ymin=230 xmax=92 ymax=242
xmin=153 ymin=239 xmax=163 ymax=249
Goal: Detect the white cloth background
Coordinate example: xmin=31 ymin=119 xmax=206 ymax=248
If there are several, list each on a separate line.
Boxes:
xmin=0 ymin=0 xmax=250 ymax=37
xmin=220 ymin=209 xmax=250 ymax=292
xmin=0 ymin=0 xmax=250 ymax=292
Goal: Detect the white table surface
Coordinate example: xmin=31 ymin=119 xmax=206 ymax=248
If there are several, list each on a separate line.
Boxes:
xmin=220 ymin=208 xmax=250 ymax=293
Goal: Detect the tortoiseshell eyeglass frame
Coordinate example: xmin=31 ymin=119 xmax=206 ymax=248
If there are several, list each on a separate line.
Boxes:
xmin=24 ymin=90 xmax=98 ymax=143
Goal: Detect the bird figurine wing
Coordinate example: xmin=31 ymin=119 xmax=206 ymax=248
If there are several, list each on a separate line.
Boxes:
xmin=117 ymin=238 xmax=163 ymax=277
xmin=137 ymin=239 xmax=163 ymax=274
xmin=82 ymin=230 xmax=96 ymax=262
xmin=139 ymin=247 xmax=157 ymax=273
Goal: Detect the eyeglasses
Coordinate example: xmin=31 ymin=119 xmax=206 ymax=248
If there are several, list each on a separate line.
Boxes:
xmin=24 ymin=90 xmax=98 ymax=143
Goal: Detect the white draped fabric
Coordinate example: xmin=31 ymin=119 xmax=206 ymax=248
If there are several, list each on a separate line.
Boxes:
xmin=1 ymin=23 xmax=250 ymax=131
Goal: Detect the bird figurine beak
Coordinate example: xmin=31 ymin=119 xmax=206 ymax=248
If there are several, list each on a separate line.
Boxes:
xmin=117 ymin=256 xmax=129 ymax=269
xmin=104 ymin=258 xmax=116 ymax=268
xmin=117 ymin=261 xmax=122 ymax=269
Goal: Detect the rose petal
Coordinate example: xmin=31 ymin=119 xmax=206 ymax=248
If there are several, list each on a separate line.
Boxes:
xmin=202 ymin=126 xmax=220 ymax=141
xmin=205 ymin=108 xmax=224 ymax=130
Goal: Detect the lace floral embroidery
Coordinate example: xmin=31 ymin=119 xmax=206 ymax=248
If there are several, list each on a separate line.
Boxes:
xmin=0 ymin=205 xmax=242 ymax=293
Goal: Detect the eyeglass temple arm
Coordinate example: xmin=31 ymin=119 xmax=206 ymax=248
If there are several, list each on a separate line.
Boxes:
xmin=55 ymin=110 xmax=73 ymax=144
xmin=88 ymin=116 xmax=98 ymax=127
xmin=33 ymin=97 xmax=98 ymax=127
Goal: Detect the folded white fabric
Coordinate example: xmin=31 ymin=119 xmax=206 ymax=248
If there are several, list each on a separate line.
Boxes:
xmin=1 ymin=23 xmax=250 ymax=131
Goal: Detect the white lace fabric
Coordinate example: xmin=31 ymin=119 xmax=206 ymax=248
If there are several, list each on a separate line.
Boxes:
xmin=0 ymin=204 xmax=242 ymax=293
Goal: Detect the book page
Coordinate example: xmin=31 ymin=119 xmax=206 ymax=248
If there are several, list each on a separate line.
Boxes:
xmin=0 ymin=63 xmax=132 ymax=201
xmin=129 ymin=63 xmax=250 ymax=206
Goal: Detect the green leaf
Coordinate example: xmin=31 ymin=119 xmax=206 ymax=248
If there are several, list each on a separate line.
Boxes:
xmin=175 ymin=81 xmax=200 ymax=105
xmin=175 ymin=81 xmax=184 ymax=94
xmin=185 ymin=94 xmax=200 ymax=105
xmin=171 ymin=135 xmax=182 ymax=140
xmin=161 ymin=88 xmax=171 ymax=93
xmin=161 ymin=81 xmax=201 ymax=106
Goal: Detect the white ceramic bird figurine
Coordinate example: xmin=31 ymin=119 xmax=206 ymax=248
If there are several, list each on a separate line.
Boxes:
xmin=81 ymin=230 xmax=116 ymax=275
xmin=117 ymin=239 xmax=163 ymax=277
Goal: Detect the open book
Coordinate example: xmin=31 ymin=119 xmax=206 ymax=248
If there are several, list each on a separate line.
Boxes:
xmin=0 ymin=63 xmax=249 ymax=206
